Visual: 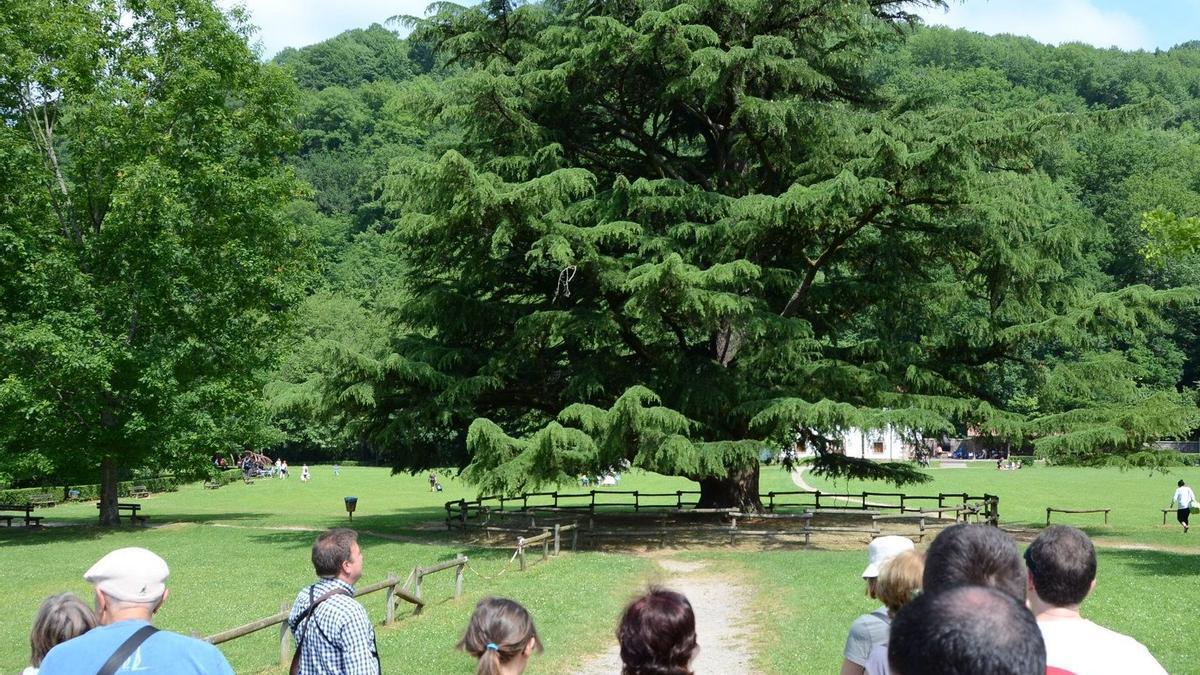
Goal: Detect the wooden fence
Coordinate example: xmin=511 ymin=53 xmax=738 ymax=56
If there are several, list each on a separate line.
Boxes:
xmin=445 ymin=489 xmax=1000 ymax=533
xmin=205 ymin=554 xmax=468 ymax=666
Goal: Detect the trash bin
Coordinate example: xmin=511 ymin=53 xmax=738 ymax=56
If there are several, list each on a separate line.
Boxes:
xmin=344 ymin=496 xmax=358 ymax=520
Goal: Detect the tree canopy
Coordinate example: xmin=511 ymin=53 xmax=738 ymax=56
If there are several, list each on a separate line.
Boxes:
xmin=0 ymin=0 xmax=311 ymax=523
xmin=286 ymin=0 xmax=1199 ymax=509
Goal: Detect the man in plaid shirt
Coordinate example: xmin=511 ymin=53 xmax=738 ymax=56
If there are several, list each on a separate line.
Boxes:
xmin=289 ymin=528 xmax=380 ymax=674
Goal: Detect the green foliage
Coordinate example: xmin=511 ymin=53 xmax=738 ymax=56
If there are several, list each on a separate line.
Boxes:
xmin=300 ymin=0 xmax=1200 ymax=509
xmin=0 ymin=0 xmax=312 ymax=522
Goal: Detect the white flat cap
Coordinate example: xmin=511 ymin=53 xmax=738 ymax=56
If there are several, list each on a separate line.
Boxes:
xmin=862 ymin=535 xmax=915 ymax=578
xmin=84 ymin=547 xmax=169 ymax=602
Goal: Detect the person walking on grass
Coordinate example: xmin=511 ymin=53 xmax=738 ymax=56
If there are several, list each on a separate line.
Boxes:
xmin=1170 ymin=479 xmax=1196 ymax=533
xmin=301 ymin=464 xmax=310 ymax=483
xmin=289 ymin=528 xmax=379 ymax=674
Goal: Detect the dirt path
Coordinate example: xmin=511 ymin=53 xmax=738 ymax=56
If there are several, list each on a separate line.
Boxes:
xmin=569 ymin=557 xmax=755 ymax=674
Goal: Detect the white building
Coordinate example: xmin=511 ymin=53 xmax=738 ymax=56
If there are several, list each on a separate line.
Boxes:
xmin=791 ymin=427 xmax=918 ymax=461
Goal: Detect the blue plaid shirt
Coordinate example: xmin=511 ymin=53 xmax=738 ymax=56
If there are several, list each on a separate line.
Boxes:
xmin=288 ymin=578 xmax=380 ymax=675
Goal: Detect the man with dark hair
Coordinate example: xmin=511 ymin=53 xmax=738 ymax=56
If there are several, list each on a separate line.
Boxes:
xmin=889 ymin=585 xmax=1045 ymax=675
xmin=1026 ymin=525 xmax=1166 ymax=674
xmin=288 ymin=528 xmax=380 ymax=674
xmin=1170 ymin=479 xmax=1196 ymax=533
xmin=922 ymin=523 xmax=1026 ymax=600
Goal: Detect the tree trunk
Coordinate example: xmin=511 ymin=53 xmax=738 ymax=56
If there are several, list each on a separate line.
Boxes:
xmin=98 ymin=456 xmax=120 ymax=526
xmin=696 ymin=463 xmax=763 ymax=512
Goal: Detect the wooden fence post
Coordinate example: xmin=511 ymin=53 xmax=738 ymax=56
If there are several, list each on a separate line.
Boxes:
xmin=553 ymin=524 xmax=561 ymax=556
xmin=455 ymin=561 xmax=465 ymax=598
xmin=572 ymin=524 xmax=579 ymax=551
xmin=279 ymin=602 xmax=291 ymax=666
xmin=541 ymin=537 xmax=549 ymax=562
xmin=384 ymin=573 xmax=397 ymax=625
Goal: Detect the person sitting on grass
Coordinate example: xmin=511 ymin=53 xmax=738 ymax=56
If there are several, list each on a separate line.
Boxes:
xmin=457 ymin=597 xmax=543 ymax=675
xmin=840 ymin=535 xmax=915 ymax=675
xmin=618 ymin=587 xmax=698 ymax=675
xmin=24 ymin=593 xmax=96 ymax=675
xmin=863 ymin=550 xmax=925 ymax=675
xmin=1025 ymin=525 xmax=1167 ymax=674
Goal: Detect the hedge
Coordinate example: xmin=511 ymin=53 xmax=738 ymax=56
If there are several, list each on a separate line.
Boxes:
xmin=0 ymin=476 xmax=178 ymax=505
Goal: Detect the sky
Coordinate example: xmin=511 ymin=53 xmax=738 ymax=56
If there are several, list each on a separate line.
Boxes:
xmin=216 ymin=0 xmax=1200 ymax=60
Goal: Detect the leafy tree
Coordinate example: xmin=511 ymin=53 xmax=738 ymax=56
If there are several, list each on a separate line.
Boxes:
xmin=0 ymin=0 xmax=310 ymax=523
xmin=272 ymin=24 xmax=419 ymax=89
xmin=326 ymin=0 xmax=1200 ymax=510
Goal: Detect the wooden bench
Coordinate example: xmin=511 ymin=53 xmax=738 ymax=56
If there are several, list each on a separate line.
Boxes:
xmin=28 ymin=492 xmax=57 ymax=508
xmin=1046 ymin=507 xmax=1110 ymax=526
xmin=129 ymin=485 xmax=150 ymax=498
xmin=1161 ymin=508 xmax=1195 ymax=525
xmin=0 ymin=503 xmax=44 ymax=527
xmin=96 ymin=502 xmax=148 ymax=526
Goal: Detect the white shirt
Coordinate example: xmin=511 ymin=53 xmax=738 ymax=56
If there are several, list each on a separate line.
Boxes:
xmin=1038 ymin=617 xmax=1166 ymax=675
xmin=1173 ymin=485 xmax=1196 ymax=509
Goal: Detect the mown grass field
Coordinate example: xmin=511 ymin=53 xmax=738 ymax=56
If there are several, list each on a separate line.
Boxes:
xmin=1 ymin=463 xmax=1196 ymax=673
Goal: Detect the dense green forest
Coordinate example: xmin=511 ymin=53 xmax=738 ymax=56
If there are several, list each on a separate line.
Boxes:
xmin=5 ymin=1 xmax=1200 ymax=511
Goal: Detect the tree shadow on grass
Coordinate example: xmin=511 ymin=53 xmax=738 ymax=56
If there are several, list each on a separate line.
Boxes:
xmin=1098 ymin=548 xmax=1200 ymax=577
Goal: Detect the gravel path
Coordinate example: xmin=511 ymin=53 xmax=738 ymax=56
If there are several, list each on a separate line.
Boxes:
xmin=568 ymin=557 xmax=755 ymax=674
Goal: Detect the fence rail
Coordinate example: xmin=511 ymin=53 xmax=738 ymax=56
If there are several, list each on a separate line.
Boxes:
xmin=205 ymin=554 xmax=468 ymax=666
xmin=447 ymin=489 xmax=997 ymax=529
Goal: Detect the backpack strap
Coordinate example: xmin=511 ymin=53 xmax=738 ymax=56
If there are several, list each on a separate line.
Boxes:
xmin=96 ymin=625 xmax=159 ymax=675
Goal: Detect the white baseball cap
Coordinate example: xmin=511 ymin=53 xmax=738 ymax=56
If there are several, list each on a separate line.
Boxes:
xmin=84 ymin=547 xmax=169 ymax=602
xmin=862 ymin=535 xmax=915 ymax=578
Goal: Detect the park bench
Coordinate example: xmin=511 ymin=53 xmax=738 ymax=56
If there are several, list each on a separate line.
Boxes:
xmin=96 ymin=502 xmax=148 ymax=526
xmin=28 ymin=492 xmax=57 ymax=508
xmin=129 ymin=485 xmax=150 ymax=498
xmin=1046 ymin=507 xmax=1110 ymax=526
xmin=0 ymin=503 xmax=44 ymax=527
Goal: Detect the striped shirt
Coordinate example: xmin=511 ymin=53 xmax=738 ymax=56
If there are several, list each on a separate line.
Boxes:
xmin=288 ymin=578 xmax=380 ymax=675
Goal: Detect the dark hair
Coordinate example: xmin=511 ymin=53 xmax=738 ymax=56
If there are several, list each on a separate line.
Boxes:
xmin=457 ymin=597 xmax=542 ymax=675
xmin=618 ymin=587 xmax=698 ymax=675
xmin=1180 ymin=479 xmax=1186 ymax=487
xmin=923 ymin=523 xmax=1025 ymax=601
xmin=1025 ymin=525 xmax=1096 ymax=607
xmin=312 ymin=528 xmax=357 ymax=577
xmin=889 ymin=585 xmax=1045 ymax=675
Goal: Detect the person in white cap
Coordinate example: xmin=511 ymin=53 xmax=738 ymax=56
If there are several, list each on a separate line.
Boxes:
xmin=38 ymin=547 xmax=234 ymax=675
xmin=839 ymin=535 xmax=916 ymax=675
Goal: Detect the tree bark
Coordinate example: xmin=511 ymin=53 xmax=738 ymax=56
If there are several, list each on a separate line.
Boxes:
xmin=98 ymin=456 xmax=120 ymax=526
xmin=696 ymin=463 xmax=764 ymax=512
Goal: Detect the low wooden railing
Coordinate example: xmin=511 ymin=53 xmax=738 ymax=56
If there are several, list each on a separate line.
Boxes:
xmin=446 ymin=490 xmax=1000 ymax=531
xmin=205 ymin=554 xmax=468 ymax=666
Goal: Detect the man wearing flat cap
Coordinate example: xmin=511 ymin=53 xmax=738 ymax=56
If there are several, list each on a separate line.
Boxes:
xmin=39 ymin=546 xmax=234 ymax=674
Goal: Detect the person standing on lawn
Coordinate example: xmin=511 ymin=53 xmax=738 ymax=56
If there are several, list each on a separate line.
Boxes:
xmin=39 ymin=547 xmax=234 ymax=674
xmin=1171 ymin=479 xmax=1196 ymax=533
xmin=1025 ymin=525 xmax=1166 ymax=674
xmin=289 ymin=528 xmax=379 ymax=674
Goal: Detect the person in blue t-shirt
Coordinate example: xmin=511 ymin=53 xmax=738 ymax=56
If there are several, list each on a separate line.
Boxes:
xmin=39 ymin=546 xmax=233 ymax=675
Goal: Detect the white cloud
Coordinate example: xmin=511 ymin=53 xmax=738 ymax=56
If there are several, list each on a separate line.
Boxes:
xmin=216 ymin=0 xmax=432 ymax=58
xmin=916 ymin=0 xmax=1155 ymax=51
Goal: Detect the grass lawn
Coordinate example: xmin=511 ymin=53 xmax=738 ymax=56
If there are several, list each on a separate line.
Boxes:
xmin=1 ymin=463 xmax=1196 ymax=673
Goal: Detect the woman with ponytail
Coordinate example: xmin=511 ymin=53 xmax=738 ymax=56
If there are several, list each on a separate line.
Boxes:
xmin=617 ymin=587 xmax=698 ymax=675
xmin=457 ymin=597 xmax=542 ymax=675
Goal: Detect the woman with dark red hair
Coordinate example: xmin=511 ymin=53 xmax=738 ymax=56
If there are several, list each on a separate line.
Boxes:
xmin=617 ymin=587 xmax=698 ymax=675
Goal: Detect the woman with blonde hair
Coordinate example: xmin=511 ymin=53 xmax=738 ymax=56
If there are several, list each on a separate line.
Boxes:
xmin=25 ymin=593 xmax=96 ymax=675
xmin=864 ymin=549 xmax=925 ymax=675
xmin=458 ymin=597 xmax=542 ymax=675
